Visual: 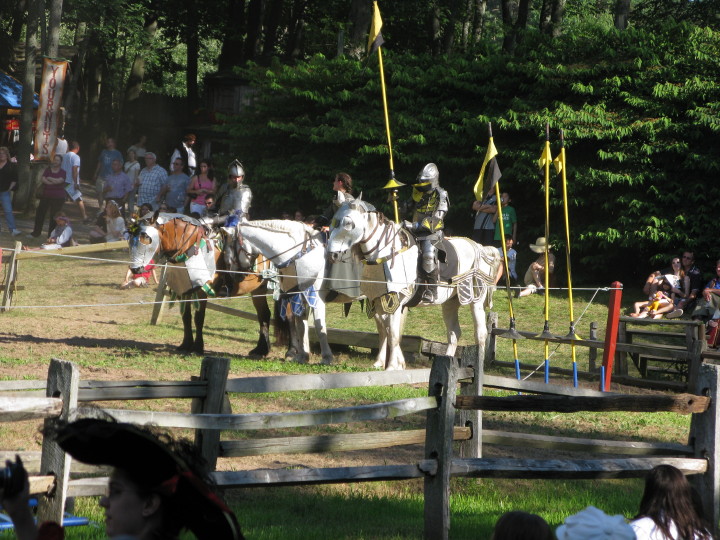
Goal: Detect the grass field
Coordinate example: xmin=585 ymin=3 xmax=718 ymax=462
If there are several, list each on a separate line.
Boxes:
xmin=0 ymin=242 xmax=692 ymax=539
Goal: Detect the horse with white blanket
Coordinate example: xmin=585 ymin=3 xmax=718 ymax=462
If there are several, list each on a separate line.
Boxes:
xmin=327 ymin=194 xmax=502 ymax=370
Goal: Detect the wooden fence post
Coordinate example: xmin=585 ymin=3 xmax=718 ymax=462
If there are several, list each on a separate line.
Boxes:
xmin=36 ymin=359 xmax=80 ymax=525
xmin=1 ymin=241 xmax=21 ymax=312
xmin=458 ymin=345 xmax=482 ymax=459
xmin=150 ymin=265 xmax=169 ymax=325
xmin=486 ymin=311 xmax=498 ymax=367
xmin=689 ymin=362 xmax=720 ymax=537
xmin=588 ymin=322 xmax=598 ymax=372
xmin=192 ymin=356 xmax=230 ymax=471
xmin=601 ymin=281 xmax=623 ymax=391
xmin=424 ymin=356 xmax=459 ymax=540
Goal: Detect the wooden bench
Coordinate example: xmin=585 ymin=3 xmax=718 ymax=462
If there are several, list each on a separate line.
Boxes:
xmin=615 ymin=317 xmax=705 ymax=389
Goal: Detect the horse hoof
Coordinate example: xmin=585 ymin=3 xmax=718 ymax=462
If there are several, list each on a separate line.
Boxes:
xmin=320 ymin=357 xmax=333 ymax=365
xmin=294 ymin=354 xmax=310 ymax=364
xmin=177 ymin=344 xmax=193 ymax=354
xmin=372 ymin=359 xmax=384 ymax=369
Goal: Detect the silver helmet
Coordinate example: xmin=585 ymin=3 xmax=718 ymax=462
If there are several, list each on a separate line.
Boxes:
xmin=415 ymin=163 xmax=439 ymax=191
xmin=228 ymin=159 xmax=245 ymax=178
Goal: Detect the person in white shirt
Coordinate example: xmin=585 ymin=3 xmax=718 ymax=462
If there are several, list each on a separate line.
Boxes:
xmin=169 ymin=133 xmax=196 ymax=176
xmin=631 ymin=465 xmax=711 ymax=540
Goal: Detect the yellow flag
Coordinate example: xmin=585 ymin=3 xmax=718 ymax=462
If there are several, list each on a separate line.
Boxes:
xmin=553 ymin=152 xmax=563 ymax=174
xmin=367 ymin=2 xmax=385 ymax=55
xmin=538 ymin=141 xmax=552 ymax=169
xmin=473 ymin=137 xmax=499 ymax=200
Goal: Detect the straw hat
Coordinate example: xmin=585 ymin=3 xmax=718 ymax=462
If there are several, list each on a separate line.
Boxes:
xmin=530 ymin=237 xmax=549 ymax=253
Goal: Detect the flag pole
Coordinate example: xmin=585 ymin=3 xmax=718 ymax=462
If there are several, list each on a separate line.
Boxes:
xmin=487 ymin=123 xmax=524 ymax=379
xmin=367 ymin=1 xmax=403 ymax=222
xmin=557 ymin=129 xmax=580 ymax=387
xmin=537 ymin=123 xmax=554 ymax=383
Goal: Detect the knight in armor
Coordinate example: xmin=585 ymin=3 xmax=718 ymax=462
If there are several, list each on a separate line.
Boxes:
xmin=403 ymin=163 xmax=449 ymax=303
xmin=216 ymin=159 xmax=252 ymax=220
xmin=214 ymin=160 xmax=253 ymax=296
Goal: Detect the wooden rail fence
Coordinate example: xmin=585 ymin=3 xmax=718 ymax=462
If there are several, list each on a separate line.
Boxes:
xmin=2 ymin=347 xmax=719 ymax=538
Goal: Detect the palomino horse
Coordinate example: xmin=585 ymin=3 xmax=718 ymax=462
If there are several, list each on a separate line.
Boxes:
xmin=128 ymin=213 xmax=273 ymax=355
xmin=228 ymin=219 xmax=335 ymax=364
xmin=327 ymin=194 xmax=502 ymax=370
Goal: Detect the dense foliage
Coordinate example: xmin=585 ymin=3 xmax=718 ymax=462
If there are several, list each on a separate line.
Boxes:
xmin=219 ymin=21 xmax=720 ymax=284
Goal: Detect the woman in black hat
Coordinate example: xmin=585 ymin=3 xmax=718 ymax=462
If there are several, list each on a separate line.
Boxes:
xmin=1 ymin=417 xmax=244 ymax=540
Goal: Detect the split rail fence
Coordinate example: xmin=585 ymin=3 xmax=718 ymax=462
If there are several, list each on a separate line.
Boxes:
xmin=1 ymin=346 xmax=718 ymax=539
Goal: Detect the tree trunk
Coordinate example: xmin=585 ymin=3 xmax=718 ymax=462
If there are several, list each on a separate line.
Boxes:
xmin=285 ymin=0 xmax=307 ymax=61
xmin=261 ymin=0 xmax=284 ymax=63
xmin=472 ymin=0 xmax=488 ymax=46
xmin=47 ymin=0 xmax=64 ymax=57
xmin=501 ymin=0 xmax=517 ymax=53
xmin=443 ymin=0 xmax=461 ymax=55
xmin=244 ymin=0 xmax=263 ymax=63
xmin=17 ymin=0 xmax=41 ymax=212
xmin=62 ymin=22 xmax=87 ymax=138
xmin=539 ymin=0 xmax=551 ymax=34
xmin=501 ymin=0 xmax=530 ymax=54
xmin=186 ymin=25 xmax=199 ymax=114
xmin=430 ymin=5 xmax=442 ymax=56
xmin=347 ymin=0 xmax=371 ymax=58
xmin=549 ymin=0 xmax=565 ymax=37
xmin=614 ymin=0 xmax=631 ymax=30
xmin=218 ymin=0 xmax=246 ymax=71
xmin=120 ymin=16 xmax=158 ymax=137
xmin=11 ymin=0 xmax=27 ymax=42
xmin=83 ymin=33 xmax=103 ymax=136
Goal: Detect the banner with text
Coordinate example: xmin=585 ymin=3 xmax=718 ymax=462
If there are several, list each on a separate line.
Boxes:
xmin=34 ymin=57 xmax=68 ymax=161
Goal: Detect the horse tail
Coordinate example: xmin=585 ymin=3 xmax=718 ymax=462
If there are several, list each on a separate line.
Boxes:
xmin=273 ymin=298 xmax=290 ymax=347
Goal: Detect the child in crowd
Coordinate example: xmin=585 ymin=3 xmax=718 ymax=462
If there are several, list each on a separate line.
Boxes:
xmin=120 ymin=258 xmax=157 ymax=289
xmin=556 ymin=506 xmax=635 ymax=539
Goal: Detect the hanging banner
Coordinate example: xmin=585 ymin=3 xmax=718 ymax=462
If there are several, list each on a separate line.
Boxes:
xmin=34 ymin=57 xmax=68 ymax=161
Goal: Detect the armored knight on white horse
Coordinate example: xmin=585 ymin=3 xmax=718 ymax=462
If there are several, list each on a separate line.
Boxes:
xmin=327 ymin=163 xmax=501 ymax=370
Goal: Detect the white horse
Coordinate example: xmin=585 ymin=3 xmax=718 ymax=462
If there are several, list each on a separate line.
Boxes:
xmin=326 ymin=194 xmax=502 ymax=370
xmin=231 ymin=219 xmax=335 ymax=364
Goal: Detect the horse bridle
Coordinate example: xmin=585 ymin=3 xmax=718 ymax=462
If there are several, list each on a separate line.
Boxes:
xmin=357 ymin=211 xmax=409 ymax=265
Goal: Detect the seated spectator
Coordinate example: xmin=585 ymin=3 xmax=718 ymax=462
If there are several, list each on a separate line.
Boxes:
xmin=630 ymin=289 xmax=673 ymax=319
xmin=120 ymin=258 xmax=157 ymax=289
xmin=491 ymin=511 xmax=553 ymax=540
xmin=0 ymin=417 xmax=245 ymax=540
xmin=631 ymin=464 xmax=711 ymax=540
xmin=691 ymin=259 xmax=720 ymax=323
xmin=642 ymin=257 xmax=689 ymax=317
xmin=516 ymin=237 xmax=555 ymax=297
xmin=678 ymin=250 xmax=703 ymax=314
xmin=556 ymin=506 xmax=635 ymax=540
xmin=23 ymin=212 xmax=74 ymax=250
xmin=89 ymin=200 xmax=126 ymax=243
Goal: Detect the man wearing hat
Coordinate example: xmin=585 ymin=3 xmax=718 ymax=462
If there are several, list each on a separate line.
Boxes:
xmin=517 ymin=236 xmax=555 ymax=297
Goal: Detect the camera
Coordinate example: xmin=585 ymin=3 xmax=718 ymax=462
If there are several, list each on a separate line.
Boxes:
xmin=0 ymin=455 xmax=27 ymax=498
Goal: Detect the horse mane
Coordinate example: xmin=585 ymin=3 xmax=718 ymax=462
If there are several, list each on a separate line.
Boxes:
xmin=246 ymin=219 xmax=317 ymax=241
